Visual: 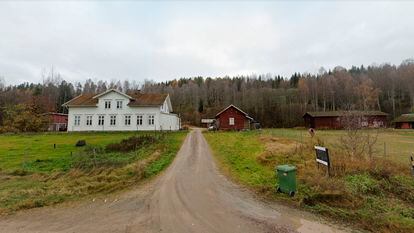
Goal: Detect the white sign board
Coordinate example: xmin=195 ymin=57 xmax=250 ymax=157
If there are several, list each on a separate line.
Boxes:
xmin=314 ymin=146 xmax=330 ymax=167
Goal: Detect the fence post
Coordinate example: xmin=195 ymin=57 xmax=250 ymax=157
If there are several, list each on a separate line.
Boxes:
xmin=93 ymin=148 xmax=96 ymax=168
xmin=300 ymin=130 xmax=305 ymax=167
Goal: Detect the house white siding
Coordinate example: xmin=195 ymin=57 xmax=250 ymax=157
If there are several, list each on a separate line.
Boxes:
xmin=159 ymin=112 xmax=181 ymax=131
xmin=66 ymin=90 xmax=180 ymax=132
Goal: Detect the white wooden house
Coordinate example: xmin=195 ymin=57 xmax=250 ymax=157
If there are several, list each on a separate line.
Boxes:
xmin=62 ymin=89 xmax=180 ymax=131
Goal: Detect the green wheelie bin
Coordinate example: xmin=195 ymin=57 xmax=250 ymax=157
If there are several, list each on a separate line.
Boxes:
xmin=276 ymin=165 xmax=297 ymax=197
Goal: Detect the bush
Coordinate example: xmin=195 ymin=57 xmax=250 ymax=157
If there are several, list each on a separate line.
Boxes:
xmin=105 ymin=135 xmax=158 ymax=153
xmin=75 ymin=140 xmax=86 ymax=147
xmin=0 ymin=104 xmax=48 ymax=133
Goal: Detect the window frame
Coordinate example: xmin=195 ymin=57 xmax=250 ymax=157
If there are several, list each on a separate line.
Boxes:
xmin=124 ymin=115 xmax=131 ymax=126
xmin=110 ymin=115 xmax=117 ymax=126
xmin=116 ymin=100 xmax=123 ymax=109
xmin=104 ymin=100 xmax=111 ymax=109
xmin=229 ymin=117 xmax=235 ymax=126
xmin=74 ymin=115 xmax=81 ymax=126
xmin=98 ymin=115 xmax=105 ymax=126
xmin=86 ymin=115 xmax=93 ymax=126
xmin=136 ymin=115 xmax=143 ymax=126
xmin=148 ymin=115 xmax=155 ymax=126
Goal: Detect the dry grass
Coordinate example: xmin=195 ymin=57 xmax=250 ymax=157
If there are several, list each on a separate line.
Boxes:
xmin=256 ymin=136 xmax=300 ymax=166
xmin=205 ymin=130 xmax=414 ymax=233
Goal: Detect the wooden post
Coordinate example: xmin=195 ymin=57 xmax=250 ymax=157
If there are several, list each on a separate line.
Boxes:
xmin=300 ymin=131 xmax=305 ymax=167
xmin=93 ymin=148 xmax=96 ymax=168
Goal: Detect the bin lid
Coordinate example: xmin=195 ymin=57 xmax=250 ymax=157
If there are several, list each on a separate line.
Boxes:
xmin=276 ymin=165 xmax=296 ymax=172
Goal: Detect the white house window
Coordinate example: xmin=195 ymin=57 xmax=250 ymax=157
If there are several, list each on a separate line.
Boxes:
xmin=74 ymin=115 xmax=81 ymax=126
xmin=98 ymin=115 xmax=104 ymax=126
xmin=148 ymin=115 xmax=155 ymax=125
xmin=105 ymin=100 xmax=111 ymax=109
xmin=125 ymin=115 xmax=131 ymax=126
xmin=86 ymin=115 xmax=93 ymax=126
xmin=229 ymin=117 xmax=235 ymax=125
xmin=110 ymin=115 xmax=116 ymax=126
xmin=137 ymin=115 xmax=143 ymax=125
xmin=117 ymin=100 xmax=123 ymax=109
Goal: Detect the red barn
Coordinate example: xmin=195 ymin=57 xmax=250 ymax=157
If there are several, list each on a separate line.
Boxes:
xmin=44 ymin=113 xmax=68 ymax=131
xmin=215 ymin=105 xmax=254 ymax=130
xmin=393 ymin=113 xmax=414 ymax=129
xmin=303 ymin=111 xmax=388 ymax=129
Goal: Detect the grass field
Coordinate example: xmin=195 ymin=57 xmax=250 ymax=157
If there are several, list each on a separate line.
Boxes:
xmin=204 ymin=129 xmax=414 ymax=233
xmin=263 ymin=128 xmax=414 ymax=164
xmin=0 ymin=131 xmax=187 ymax=214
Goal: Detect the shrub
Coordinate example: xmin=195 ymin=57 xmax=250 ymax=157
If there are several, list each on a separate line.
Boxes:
xmin=105 ymin=135 xmax=158 ymax=153
xmin=75 ymin=140 xmax=86 ymax=147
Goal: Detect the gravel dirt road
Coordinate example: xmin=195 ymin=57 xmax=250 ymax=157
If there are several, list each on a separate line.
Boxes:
xmin=0 ymin=129 xmax=349 ymax=233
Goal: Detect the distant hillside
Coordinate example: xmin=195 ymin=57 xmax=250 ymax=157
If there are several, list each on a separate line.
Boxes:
xmin=1 ymin=60 xmax=414 ymax=128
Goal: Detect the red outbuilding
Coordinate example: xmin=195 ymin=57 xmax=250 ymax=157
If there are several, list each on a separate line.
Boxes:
xmin=215 ymin=105 xmax=254 ymax=130
xmin=303 ymin=111 xmax=388 ymax=129
xmin=44 ymin=113 xmax=68 ymax=131
xmin=393 ymin=113 xmax=414 ymax=129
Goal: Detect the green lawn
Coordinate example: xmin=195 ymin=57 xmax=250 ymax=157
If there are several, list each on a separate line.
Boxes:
xmin=0 ymin=131 xmax=187 ymax=214
xmin=0 ymin=132 xmax=149 ymax=172
xmin=204 ymin=129 xmax=414 ymax=233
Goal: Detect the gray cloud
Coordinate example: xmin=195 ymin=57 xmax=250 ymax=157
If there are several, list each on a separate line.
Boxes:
xmin=0 ymin=1 xmax=413 ymax=85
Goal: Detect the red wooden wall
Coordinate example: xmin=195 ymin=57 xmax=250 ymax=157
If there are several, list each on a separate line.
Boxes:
xmin=50 ymin=114 xmax=68 ymax=124
xmin=396 ymin=122 xmax=413 ymax=129
xmin=216 ymin=106 xmax=249 ymax=130
xmin=304 ymin=115 xmax=387 ymax=129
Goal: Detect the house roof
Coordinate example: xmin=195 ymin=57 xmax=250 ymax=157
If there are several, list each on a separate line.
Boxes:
xmin=127 ymin=93 xmax=168 ymax=107
xmin=62 ymin=90 xmax=168 ymax=107
xmin=215 ymin=104 xmax=254 ymax=120
xmin=393 ymin=113 xmax=414 ymax=123
xmin=303 ymin=111 xmax=388 ymax=118
xmin=62 ymin=94 xmax=97 ymax=107
xmin=93 ymin=89 xmax=133 ymax=99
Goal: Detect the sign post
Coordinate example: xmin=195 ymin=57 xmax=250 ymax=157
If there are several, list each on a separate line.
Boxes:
xmin=314 ymin=146 xmax=330 ymax=176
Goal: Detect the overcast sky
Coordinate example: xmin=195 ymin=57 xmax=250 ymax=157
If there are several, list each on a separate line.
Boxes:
xmin=1 ymin=1 xmax=414 ymax=85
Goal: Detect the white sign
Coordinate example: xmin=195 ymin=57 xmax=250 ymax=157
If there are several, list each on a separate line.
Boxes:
xmin=315 ymin=146 xmax=330 ymax=167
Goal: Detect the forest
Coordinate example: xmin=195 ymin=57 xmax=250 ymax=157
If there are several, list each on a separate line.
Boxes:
xmin=0 ymin=59 xmax=414 ymax=131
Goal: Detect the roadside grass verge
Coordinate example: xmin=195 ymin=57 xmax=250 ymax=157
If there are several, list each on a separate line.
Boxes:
xmin=0 ymin=131 xmax=187 ymax=214
xmin=204 ymin=129 xmax=414 ymax=233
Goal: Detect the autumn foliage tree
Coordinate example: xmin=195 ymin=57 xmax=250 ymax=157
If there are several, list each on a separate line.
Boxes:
xmin=0 ymin=104 xmax=48 ymax=133
xmin=1 ymin=60 xmax=414 ymax=130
